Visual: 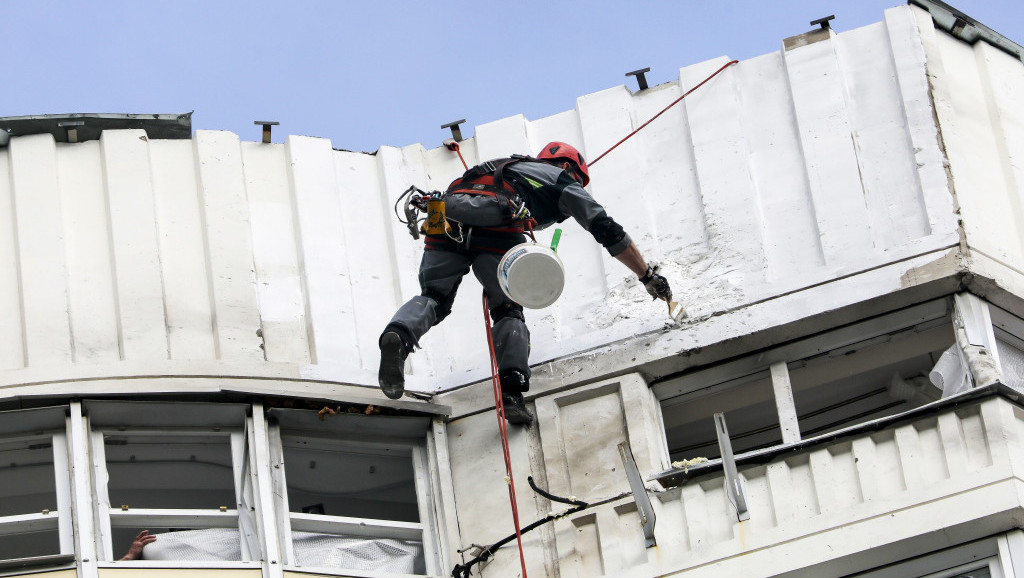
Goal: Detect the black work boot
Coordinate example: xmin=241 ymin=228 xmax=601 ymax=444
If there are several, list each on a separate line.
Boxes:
xmin=499 ymin=369 xmax=533 ymax=425
xmin=501 ymin=392 xmax=534 ymax=425
xmin=378 ymin=331 xmax=410 ymax=400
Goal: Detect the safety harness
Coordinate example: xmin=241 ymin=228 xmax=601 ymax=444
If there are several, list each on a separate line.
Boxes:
xmin=425 ymin=156 xmax=537 ymax=254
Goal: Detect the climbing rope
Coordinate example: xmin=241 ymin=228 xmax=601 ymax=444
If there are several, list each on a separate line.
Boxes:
xmin=446 ymin=140 xmax=470 ymax=171
xmin=588 ymin=59 xmax=738 ymax=167
xmin=481 ymin=291 xmax=529 ymax=578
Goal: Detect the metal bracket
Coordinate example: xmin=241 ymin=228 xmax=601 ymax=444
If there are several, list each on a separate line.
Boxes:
xmin=254 ymin=120 xmax=279 ymax=144
xmin=58 ymin=120 xmax=84 ymax=143
xmin=626 ymin=67 xmax=651 ymax=91
xmin=441 ymin=119 xmax=466 ymax=142
xmin=714 ymin=413 xmax=749 ymax=522
xmin=618 ymin=441 xmax=656 ymax=548
xmin=810 ymin=15 xmax=835 ymax=30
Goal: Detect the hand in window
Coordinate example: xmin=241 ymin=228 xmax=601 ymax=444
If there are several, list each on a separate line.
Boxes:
xmin=120 ymin=530 xmax=157 ymax=561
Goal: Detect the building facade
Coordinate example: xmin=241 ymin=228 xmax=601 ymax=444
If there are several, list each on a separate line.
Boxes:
xmin=2 ymin=2 xmax=1024 ymax=577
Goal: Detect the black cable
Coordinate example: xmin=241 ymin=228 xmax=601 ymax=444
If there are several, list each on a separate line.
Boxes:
xmin=527 ymin=476 xmax=587 ymax=507
xmin=451 ymin=505 xmax=587 ymax=578
xmin=450 ymin=478 xmax=591 ymax=577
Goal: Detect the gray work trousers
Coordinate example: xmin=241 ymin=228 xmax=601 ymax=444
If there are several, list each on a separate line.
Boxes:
xmin=383 ymin=247 xmax=531 ymax=391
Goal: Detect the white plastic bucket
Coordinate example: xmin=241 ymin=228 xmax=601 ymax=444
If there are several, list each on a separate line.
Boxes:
xmin=497 ymin=243 xmax=565 ymax=309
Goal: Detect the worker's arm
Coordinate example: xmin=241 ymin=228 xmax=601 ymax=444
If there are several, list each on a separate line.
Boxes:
xmin=615 ymin=242 xmax=673 ymax=301
xmin=613 ymin=242 xmax=648 ymax=277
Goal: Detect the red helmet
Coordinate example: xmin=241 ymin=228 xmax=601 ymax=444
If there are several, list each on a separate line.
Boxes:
xmin=537 ymin=141 xmax=590 ymax=186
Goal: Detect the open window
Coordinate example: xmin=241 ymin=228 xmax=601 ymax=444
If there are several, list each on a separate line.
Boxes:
xmin=658 ymin=300 xmax=955 ymax=462
xmin=0 ymin=406 xmax=74 ymax=570
xmin=85 ymin=400 xmax=259 ymax=565
xmin=267 ymin=408 xmax=437 ymax=576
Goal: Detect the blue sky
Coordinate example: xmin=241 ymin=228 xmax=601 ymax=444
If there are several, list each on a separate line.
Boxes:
xmin=3 ymin=1 xmax=1021 ymax=153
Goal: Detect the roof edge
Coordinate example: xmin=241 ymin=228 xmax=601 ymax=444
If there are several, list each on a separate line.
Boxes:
xmin=910 ymin=0 xmax=1023 ymax=60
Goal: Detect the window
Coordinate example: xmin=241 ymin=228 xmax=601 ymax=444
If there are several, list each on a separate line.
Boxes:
xmin=267 ymin=408 xmax=436 ymax=576
xmin=844 ymin=536 xmax=1006 ymax=578
xmin=0 ymin=407 xmax=73 ymax=568
xmin=658 ymin=299 xmax=955 ymax=462
xmin=86 ymin=401 xmax=259 ymax=565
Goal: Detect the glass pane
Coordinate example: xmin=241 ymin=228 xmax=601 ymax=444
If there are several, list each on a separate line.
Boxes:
xmin=112 ymin=526 xmax=241 ymax=561
xmin=0 ymin=528 xmax=61 ymax=560
xmin=104 ymin=433 xmax=235 ymax=510
xmin=0 ymin=438 xmax=57 ymax=517
xmin=283 ymin=437 xmax=419 ymax=522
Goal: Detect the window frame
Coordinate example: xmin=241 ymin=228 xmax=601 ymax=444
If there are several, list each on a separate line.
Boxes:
xmin=266 ymin=408 xmax=440 ymax=576
xmin=0 ymin=406 xmax=75 ymax=570
xmin=84 ymin=400 xmax=262 ymax=567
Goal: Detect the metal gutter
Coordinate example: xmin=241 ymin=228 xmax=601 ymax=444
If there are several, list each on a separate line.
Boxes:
xmin=909 ymin=0 xmax=1023 ymax=60
xmin=653 ymin=382 xmax=1023 ymax=488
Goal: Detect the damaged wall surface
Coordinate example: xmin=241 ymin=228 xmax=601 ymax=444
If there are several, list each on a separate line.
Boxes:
xmin=0 ymin=5 xmax=1017 ymax=402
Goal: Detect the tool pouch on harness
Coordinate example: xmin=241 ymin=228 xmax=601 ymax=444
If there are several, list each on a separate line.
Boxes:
xmin=424 ymin=196 xmax=450 ymax=235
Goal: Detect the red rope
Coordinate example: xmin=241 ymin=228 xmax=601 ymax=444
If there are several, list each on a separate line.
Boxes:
xmin=447 ymin=141 xmax=470 ymax=170
xmin=482 ymin=292 xmax=529 ymax=577
xmin=588 ymin=59 xmax=739 ymax=167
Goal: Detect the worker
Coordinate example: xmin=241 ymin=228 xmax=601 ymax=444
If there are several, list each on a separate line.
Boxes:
xmin=378 ymin=142 xmax=673 ymax=424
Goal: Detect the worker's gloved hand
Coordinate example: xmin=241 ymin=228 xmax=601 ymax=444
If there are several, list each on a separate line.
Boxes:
xmin=640 ymin=265 xmax=672 ymax=302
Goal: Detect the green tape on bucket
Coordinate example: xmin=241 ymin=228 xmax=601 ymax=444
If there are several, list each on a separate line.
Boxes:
xmin=550 ymin=229 xmax=562 ymax=253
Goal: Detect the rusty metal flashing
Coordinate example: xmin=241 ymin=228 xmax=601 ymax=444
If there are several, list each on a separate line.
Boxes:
xmin=0 ymin=112 xmax=193 ymax=144
xmin=654 ymin=382 xmax=1022 ymax=488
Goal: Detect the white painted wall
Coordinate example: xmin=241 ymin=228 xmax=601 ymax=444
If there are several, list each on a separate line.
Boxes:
xmin=913 ymin=7 xmax=1024 ymax=300
xmin=0 ymin=6 xmax=993 ymax=397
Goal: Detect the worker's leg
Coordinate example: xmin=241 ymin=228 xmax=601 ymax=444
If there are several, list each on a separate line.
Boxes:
xmin=379 ymin=249 xmax=471 ymax=399
xmin=472 ymin=251 xmax=531 ymax=384
xmin=472 ymin=250 xmax=534 ymax=424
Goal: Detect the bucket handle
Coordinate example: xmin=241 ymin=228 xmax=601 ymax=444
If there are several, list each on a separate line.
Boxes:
xmin=550 ymin=229 xmax=562 ymax=253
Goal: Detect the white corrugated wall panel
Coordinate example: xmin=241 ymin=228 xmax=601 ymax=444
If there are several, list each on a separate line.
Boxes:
xmin=100 ymin=130 xmax=169 ymax=361
xmin=0 ymin=148 xmax=24 ymax=370
xmin=785 ymin=31 xmax=877 ymax=267
xmin=838 ymin=23 xmax=931 ymax=251
xmin=150 ymin=139 xmax=217 ymax=361
xmin=286 ymin=135 xmax=357 ymax=367
xmin=194 ymin=130 xmax=264 ymax=362
xmin=884 ymin=7 xmax=953 ymax=240
xmin=241 ymin=141 xmax=309 ymax=365
xmin=58 ymin=141 xmax=119 ymax=363
xmin=738 ymin=51 xmax=826 ymax=281
xmin=333 ymin=149 xmax=393 ymax=374
xmin=10 ymin=134 xmax=73 ymax=366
